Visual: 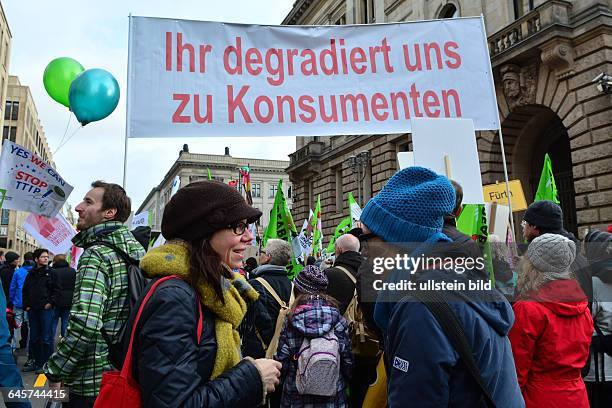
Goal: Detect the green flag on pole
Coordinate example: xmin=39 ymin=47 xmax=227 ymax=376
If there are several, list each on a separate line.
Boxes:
xmin=262 ymin=180 xmax=297 ymax=247
xmin=456 ymin=204 xmax=495 ymax=285
xmin=311 ymin=195 xmax=322 ymax=257
xmin=207 ymin=168 xmax=213 ymax=180
xmin=326 ymin=193 xmax=361 ymax=253
xmin=534 ymin=153 xmax=560 ymax=204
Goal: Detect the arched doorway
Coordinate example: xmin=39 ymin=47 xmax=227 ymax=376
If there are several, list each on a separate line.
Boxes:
xmin=501 ymin=105 xmax=577 ymax=234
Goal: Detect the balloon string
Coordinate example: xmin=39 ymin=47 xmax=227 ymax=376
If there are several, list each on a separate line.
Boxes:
xmin=56 ymin=111 xmax=72 ymax=150
xmin=53 ymin=125 xmax=82 ymax=155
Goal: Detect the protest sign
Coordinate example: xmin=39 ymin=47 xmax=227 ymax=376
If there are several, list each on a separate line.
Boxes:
xmin=482 ymin=180 xmax=527 ymax=212
xmin=128 ymin=16 xmax=498 ymax=138
xmin=131 ymin=210 xmax=151 ymax=228
xmin=412 ymin=118 xmax=484 ymax=204
xmin=484 ymin=202 xmax=510 ymax=242
xmin=22 ymin=212 xmax=76 ymax=254
xmin=0 ymin=141 xmax=73 ymax=217
xmin=397 ymin=152 xmax=415 ymax=170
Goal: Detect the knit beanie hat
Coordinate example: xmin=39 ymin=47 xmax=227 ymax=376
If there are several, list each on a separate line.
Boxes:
xmin=523 ymin=200 xmax=564 ymax=232
xmin=294 ymin=265 xmax=328 ymax=294
xmin=360 ymin=167 xmax=455 ymax=243
xmin=526 ymin=233 xmax=576 ymax=274
xmin=162 ymin=181 xmax=262 ymax=242
xmin=5 ymin=251 xmax=19 ymax=264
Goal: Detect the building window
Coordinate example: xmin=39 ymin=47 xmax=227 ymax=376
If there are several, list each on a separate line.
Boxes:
xmin=4 ymin=101 xmax=11 ymax=120
xmin=335 ymin=168 xmax=343 ymax=212
xmin=10 ymin=102 xmax=19 ymax=121
xmin=252 ymin=183 xmax=261 ymax=198
xmin=335 ymin=14 xmax=346 ymax=25
xmin=2 ymin=126 xmax=8 ymax=143
xmin=287 ymin=185 xmax=292 ymax=199
xmin=9 ymin=127 xmax=16 ymax=142
xmin=269 ymin=183 xmax=278 ymax=198
xmin=439 ymin=4 xmax=459 ymax=19
xmin=1 ymin=209 xmax=9 ymax=225
xmin=361 ymin=0 xmax=375 ymax=23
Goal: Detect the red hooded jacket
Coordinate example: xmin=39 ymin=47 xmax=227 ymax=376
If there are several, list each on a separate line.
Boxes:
xmin=509 ymin=279 xmax=593 ymax=408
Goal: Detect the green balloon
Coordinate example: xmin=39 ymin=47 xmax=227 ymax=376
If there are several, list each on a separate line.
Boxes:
xmin=43 ymin=57 xmax=85 ymax=107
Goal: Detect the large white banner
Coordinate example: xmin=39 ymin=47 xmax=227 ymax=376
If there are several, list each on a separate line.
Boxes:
xmin=0 ymin=141 xmax=73 ymax=217
xmin=22 ymin=212 xmax=77 ymax=254
xmin=128 ymin=16 xmax=498 ymax=138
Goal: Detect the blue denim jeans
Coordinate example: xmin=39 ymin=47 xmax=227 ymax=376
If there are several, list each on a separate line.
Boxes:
xmin=0 ymin=340 xmax=32 ymax=407
xmin=27 ymin=309 xmax=54 ymax=368
xmin=53 ymin=307 xmax=70 ymax=338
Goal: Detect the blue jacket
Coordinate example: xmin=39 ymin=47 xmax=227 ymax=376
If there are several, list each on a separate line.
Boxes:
xmin=9 ymin=264 xmax=33 ymax=309
xmin=379 ymin=269 xmax=524 ymax=408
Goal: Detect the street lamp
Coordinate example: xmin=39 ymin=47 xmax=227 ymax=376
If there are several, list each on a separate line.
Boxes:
xmin=345 ymin=150 xmax=371 ymax=206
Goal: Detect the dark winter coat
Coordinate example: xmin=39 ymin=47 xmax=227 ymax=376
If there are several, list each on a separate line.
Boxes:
xmin=241 ymin=263 xmax=292 ymax=358
xmin=510 ymin=279 xmax=592 ymax=408
xmin=51 ymin=260 xmax=76 ymax=309
xmin=325 ymin=251 xmax=363 ymax=315
xmin=22 ymin=265 xmax=60 ymax=310
xmin=128 ymin=278 xmax=264 ymax=408
xmin=0 ymin=263 xmax=16 ymax=306
xmin=274 ymin=297 xmax=353 ymax=408
xmin=381 ymin=268 xmax=524 ymax=408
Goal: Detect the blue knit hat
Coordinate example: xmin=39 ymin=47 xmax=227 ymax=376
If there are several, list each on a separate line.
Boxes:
xmin=360 ymin=167 xmax=455 ymax=243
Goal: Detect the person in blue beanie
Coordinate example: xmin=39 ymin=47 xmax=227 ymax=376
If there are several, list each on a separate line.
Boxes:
xmin=358 ymin=166 xmax=524 ymax=408
xmin=0 ymin=280 xmax=32 ymax=408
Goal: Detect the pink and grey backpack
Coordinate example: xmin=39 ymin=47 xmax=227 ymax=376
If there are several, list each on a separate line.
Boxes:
xmin=295 ymin=332 xmax=340 ymax=396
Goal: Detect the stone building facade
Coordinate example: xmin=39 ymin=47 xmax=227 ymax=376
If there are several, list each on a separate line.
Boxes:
xmin=1 ymin=76 xmax=55 ymax=254
xmin=284 ymin=0 xmax=612 ymax=240
xmin=136 ymin=145 xmax=292 ymax=232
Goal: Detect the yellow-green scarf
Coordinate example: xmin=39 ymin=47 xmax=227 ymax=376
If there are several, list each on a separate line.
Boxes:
xmin=140 ymin=242 xmax=258 ymax=378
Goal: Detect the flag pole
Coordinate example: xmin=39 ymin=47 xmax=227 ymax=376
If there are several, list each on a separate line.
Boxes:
xmin=479 ymin=14 xmax=517 ymax=246
xmin=122 ymin=13 xmax=134 ymax=188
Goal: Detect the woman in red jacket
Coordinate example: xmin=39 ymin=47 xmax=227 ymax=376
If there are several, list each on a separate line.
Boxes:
xmin=510 ymin=233 xmax=593 ymax=408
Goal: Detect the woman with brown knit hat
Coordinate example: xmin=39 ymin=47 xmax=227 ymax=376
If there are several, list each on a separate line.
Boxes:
xmin=124 ymin=181 xmax=281 ymax=407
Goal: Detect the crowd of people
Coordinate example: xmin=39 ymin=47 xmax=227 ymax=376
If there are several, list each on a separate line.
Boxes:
xmin=0 ymin=169 xmax=611 ymax=408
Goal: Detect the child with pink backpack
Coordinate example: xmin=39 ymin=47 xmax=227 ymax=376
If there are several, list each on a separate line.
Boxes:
xmin=274 ymin=265 xmax=353 ymax=407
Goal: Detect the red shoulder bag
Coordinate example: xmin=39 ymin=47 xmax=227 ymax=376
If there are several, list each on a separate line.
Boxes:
xmin=94 ymin=275 xmax=203 ymax=407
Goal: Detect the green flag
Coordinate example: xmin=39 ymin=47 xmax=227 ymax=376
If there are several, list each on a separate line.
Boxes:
xmin=326 ymin=193 xmax=361 ymax=253
xmin=311 ymin=195 xmax=322 ymax=257
xmin=262 ymin=180 xmax=297 ymax=247
xmin=534 ymin=153 xmax=560 ymax=204
xmin=456 ymin=204 xmax=495 ymax=285
xmin=207 ymin=168 xmax=213 ymax=180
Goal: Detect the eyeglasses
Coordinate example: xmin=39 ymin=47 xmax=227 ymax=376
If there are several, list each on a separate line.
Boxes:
xmin=228 ymin=221 xmax=248 ymax=235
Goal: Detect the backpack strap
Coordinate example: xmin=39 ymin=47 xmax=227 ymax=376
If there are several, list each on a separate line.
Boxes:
xmin=121 ymin=276 xmax=203 ymax=379
xmin=84 ymin=240 xmax=138 ymax=265
xmin=334 ymin=265 xmax=356 ymax=285
xmin=408 ymin=291 xmax=496 ymax=408
xmin=255 ymin=277 xmax=288 ymax=308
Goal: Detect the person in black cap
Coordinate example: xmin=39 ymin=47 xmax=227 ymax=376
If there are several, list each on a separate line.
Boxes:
xmin=522 ymin=200 xmax=593 ymax=302
xmin=123 ymin=181 xmax=281 ymax=407
xmin=0 ymin=251 xmax=19 ymax=305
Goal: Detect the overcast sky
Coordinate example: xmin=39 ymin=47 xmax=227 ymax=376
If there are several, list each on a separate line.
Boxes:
xmin=3 ymin=0 xmax=296 ymax=214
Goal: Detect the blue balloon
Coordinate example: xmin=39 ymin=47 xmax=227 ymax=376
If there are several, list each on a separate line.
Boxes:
xmin=69 ymin=68 xmax=120 ymax=126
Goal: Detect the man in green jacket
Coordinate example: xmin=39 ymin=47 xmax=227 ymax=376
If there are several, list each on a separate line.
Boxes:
xmin=44 ymin=181 xmax=145 ymax=407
